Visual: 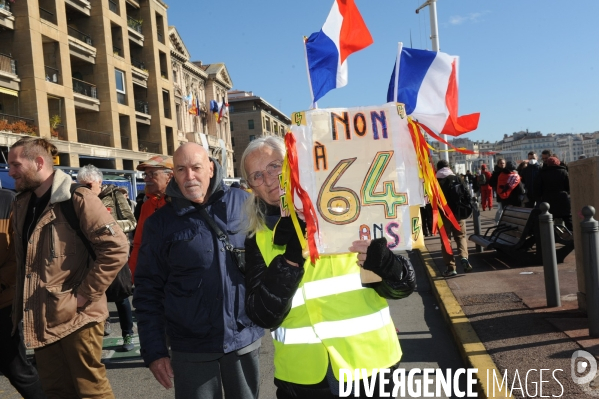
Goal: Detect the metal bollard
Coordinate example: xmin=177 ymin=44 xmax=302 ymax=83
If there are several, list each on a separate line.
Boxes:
xmin=581 ymin=206 xmax=599 ymax=337
xmin=472 ymin=196 xmax=482 ymax=253
xmin=538 ymin=202 xmax=561 ymax=307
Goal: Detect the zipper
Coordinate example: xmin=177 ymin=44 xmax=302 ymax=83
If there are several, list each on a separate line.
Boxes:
xmin=50 ymin=224 xmax=56 ymax=259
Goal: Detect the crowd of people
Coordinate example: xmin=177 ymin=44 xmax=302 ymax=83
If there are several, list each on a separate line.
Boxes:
xmin=1 ymin=137 xmax=416 ymax=399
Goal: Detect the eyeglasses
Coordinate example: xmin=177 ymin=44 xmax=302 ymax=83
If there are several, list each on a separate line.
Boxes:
xmin=142 ymin=170 xmax=167 ymax=179
xmin=247 ymin=160 xmax=283 ymax=187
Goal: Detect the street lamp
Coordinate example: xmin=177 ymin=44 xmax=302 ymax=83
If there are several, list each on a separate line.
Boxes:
xmin=415 ymin=0 xmax=448 ymax=161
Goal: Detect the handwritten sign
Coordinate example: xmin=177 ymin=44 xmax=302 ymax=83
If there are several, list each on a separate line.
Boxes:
xmin=290 ymin=103 xmax=424 ymax=254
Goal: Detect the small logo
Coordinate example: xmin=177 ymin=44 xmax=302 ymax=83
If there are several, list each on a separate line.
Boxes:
xmin=572 ymin=350 xmax=598 ymax=385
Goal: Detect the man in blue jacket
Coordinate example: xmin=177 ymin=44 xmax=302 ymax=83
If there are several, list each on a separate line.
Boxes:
xmin=133 ymin=143 xmax=263 ymax=399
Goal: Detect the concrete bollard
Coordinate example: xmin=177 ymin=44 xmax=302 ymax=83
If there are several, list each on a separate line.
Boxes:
xmin=581 ymin=206 xmax=599 ymax=337
xmin=472 ymin=196 xmax=482 ymax=253
xmin=539 ymin=202 xmax=561 ymax=307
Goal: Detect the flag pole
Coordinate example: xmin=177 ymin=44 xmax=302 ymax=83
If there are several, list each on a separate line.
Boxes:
xmin=416 ymin=0 xmax=447 ymax=161
xmin=303 ymin=36 xmax=317 ymax=109
xmin=393 ymin=42 xmax=403 ymax=103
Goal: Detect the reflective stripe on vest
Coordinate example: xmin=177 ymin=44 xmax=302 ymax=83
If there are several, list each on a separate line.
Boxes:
xmin=272 ymin=307 xmax=391 ymax=344
xmin=289 ymin=273 xmax=365 ymax=309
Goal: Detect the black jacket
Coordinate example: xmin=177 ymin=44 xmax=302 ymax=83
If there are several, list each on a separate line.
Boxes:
xmin=534 ymin=165 xmax=571 ymax=217
xmin=519 ymin=163 xmax=541 ymax=200
xmin=244 ymin=211 xmax=416 ymax=329
xmin=497 ymin=171 xmax=524 ymax=207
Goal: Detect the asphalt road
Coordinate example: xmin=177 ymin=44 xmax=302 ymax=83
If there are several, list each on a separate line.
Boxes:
xmin=0 ymin=250 xmax=467 ymax=398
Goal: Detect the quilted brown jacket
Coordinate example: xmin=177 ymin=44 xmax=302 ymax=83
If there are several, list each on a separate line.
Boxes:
xmin=11 ymin=169 xmax=129 ymax=349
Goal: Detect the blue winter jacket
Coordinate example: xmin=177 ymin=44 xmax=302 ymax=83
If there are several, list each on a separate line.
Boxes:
xmin=133 ymin=161 xmax=264 ymax=366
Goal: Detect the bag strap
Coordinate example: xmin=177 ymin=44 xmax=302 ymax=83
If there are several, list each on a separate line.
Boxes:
xmin=60 ymin=184 xmax=97 ymax=261
xmin=196 ymin=205 xmax=234 ymax=251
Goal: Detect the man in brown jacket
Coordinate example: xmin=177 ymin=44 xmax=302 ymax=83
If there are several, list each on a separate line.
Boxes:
xmin=0 ymin=188 xmax=46 ymax=398
xmin=8 ymin=138 xmax=129 ymax=399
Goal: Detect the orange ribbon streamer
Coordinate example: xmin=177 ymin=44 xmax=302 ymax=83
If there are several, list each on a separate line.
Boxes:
xmin=284 ymin=133 xmax=320 ymax=264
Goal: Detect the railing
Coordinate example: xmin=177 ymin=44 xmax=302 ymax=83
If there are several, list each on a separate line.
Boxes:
xmin=138 ymin=140 xmax=160 ymax=153
xmin=77 ymin=128 xmax=112 ymax=146
xmin=117 ymin=92 xmax=126 ymax=105
xmin=0 ymin=0 xmax=11 ymax=12
xmin=67 ymin=26 xmax=93 ymax=46
xmin=120 ymin=135 xmax=131 ymax=150
xmin=113 ymin=46 xmax=122 ymax=57
xmin=39 ymin=7 xmax=56 ymax=24
xmin=51 ymin=124 xmax=67 ymax=140
xmin=72 ymin=78 xmax=97 ymax=99
xmin=45 ymin=66 xmax=59 ymax=83
xmin=130 ymin=57 xmax=146 ymax=70
xmin=157 ymin=31 xmax=164 ymax=43
xmin=135 ymin=99 xmax=149 ymax=114
xmin=0 ymin=53 xmax=16 ymax=75
xmin=108 ymin=0 xmax=117 ymax=13
xmin=0 ymin=113 xmax=35 ymax=126
xmin=127 ymin=16 xmax=142 ymax=34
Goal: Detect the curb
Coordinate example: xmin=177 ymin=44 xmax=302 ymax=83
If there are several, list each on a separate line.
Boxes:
xmin=417 ymin=247 xmax=511 ymax=399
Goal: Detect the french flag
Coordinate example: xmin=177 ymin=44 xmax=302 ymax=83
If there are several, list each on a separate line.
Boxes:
xmin=305 ymin=0 xmax=373 ymax=106
xmin=387 ymin=46 xmax=480 ymax=136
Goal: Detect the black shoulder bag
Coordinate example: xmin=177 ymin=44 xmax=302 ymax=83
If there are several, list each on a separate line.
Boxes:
xmin=197 ymin=207 xmax=246 ymax=274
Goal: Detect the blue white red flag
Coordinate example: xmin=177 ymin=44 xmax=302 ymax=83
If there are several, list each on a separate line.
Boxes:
xmin=305 ymin=0 xmax=373 ymax=106
xmin=387 ymin=46 xmax=479 ymax=136
xmin=218 ymin=99 xmax=228 ymax=123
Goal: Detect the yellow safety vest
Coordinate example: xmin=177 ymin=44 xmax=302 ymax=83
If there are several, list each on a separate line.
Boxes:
xmin=256 ymin=228 xmax=402 ymax=384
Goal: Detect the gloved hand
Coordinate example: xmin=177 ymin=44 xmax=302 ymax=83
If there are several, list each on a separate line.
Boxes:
xmin=273 ymin=217 xmax=306 ymax=266
xmin=361 ymin=238 xmax=405 ymax=281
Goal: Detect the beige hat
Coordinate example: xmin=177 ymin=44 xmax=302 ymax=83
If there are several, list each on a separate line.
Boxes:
xmin=137 ymin=155 xmax=174 ymax=171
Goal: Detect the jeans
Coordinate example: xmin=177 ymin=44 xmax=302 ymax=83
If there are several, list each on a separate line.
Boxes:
xmin=0 ymin=305 xmax=46 ymax=399
xmin=114 ymin=297 xmax=134 ymax=336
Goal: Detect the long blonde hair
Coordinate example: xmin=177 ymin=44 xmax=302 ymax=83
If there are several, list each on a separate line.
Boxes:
xmin=240 ymin=136 xmax=286 ymax=236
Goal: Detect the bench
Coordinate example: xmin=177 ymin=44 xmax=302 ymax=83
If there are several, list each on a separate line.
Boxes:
xmin=469 ymin=206 xmax=538 ymax=252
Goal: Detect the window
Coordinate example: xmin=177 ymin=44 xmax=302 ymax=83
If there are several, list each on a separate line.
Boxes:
xmin=230 ymin=121 xmax=234 ymax=131
xmin=115 ymin=69 xmax=126 ymax=104
xmin=229 ymin=105 xmax=235 ymax=112
xmin=249 ymin=135 xmax=256 ymax=142
xmin=231 ymin=137 xmax=235 ymax=146
xmin=173 ymin=70 xmax=178 ymax=83
xmin=248 ymin=119 xmax=254 ymax=129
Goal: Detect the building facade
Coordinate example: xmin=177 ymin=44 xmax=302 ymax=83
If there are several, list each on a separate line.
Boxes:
xmin=169 ymin=27 xmax=234 ymax=177
xmin=0 ymin=0 xmax=178 ymax=170
xmin=227 ymin=90 xmax=290 ymax=177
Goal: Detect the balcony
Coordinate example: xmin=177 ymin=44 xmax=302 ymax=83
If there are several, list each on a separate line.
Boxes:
xmin=67 ymin=26 xmax=96 ymax=64
xmin=157 ymin=31 xmax=164 ymax=44
xmin=134 ymin=100 xmax=150 ymax=125
xmin=113 ymin=46 xmax=123 ymax=58
xmin=45 ymin=66 xmax=60 ymax=84
xmin=65 ymin=0 xmax=91 ymax=17
xmin=0 ymin=113 xmax=37 ymax=136
xmin=72 ymin=78 xmax=99 ymax=111
xmin=127 ymin=16 xmax=144 ymax=46
xmin=120 ymin=135 xmax=131 ymax=150
xmin=77 ymin=128 xmax=112 ymax=147
xmin=117 ymin=92 xmax=126 ymax=105
xmin=135 ymin=99 xmax=149 ymax=114
xmin=0 ymin=0 xmax=15 ymax=30
xmin=138 ymin=140 xmax=160 ymax=153
xmin=130 ymin=57 xmax=148 ymax=88
xmin=39 ymin=7 xmax=57 ymax=25
xmin=108 ymin=0 xmax=118 ymax=13
xmin=50 ymin=124 xmax=67 ymax=141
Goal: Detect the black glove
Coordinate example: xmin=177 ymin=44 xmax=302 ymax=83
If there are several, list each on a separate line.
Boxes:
xmin=273 ymin=217 xmax=306 ymax=266
xmin=362 ymin=238 xmax=405 ymax=281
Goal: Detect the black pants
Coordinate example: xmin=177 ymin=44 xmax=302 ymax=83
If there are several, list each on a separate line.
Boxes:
xmin=0 ymin=305 xmax=46 ymax=399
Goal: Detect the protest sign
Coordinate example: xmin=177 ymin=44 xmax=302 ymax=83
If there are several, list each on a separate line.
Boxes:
xmin=287 ymin=102 xmax=425 ymax=255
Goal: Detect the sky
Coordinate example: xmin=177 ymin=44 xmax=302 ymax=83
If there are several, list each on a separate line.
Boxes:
xmin=166 ymin=0 xmax=599 ymax=143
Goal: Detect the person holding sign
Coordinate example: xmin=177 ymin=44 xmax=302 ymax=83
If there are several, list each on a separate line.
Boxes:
xmin=241 ymin=136 xmax=415 ymax=399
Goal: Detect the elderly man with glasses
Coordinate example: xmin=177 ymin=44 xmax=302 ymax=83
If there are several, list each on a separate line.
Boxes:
xmin=129 ymin=155 xmax=173 ymax=281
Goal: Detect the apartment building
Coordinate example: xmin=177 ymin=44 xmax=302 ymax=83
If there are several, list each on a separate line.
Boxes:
xmin=227 ymin=90 xmax=290 ymax=177
xmin=169 ymin=27 xmax=234 ymax=177
xmin=0 ymin=0 xmax=177 ymax=170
